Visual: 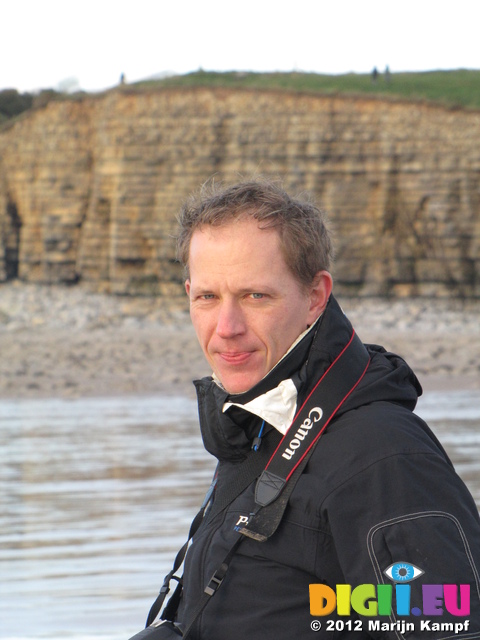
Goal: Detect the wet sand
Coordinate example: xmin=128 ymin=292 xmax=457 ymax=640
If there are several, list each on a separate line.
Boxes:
xmin=0 ymin=282 xmax=478 ymax=399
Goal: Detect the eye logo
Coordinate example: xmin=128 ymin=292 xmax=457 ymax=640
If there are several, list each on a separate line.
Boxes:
xmin=384 ymin=562 xmax=424 ymax=583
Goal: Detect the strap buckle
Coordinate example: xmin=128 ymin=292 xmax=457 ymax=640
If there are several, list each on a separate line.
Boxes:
xmin=204 ymin=562 xmax=228 ymax=596
xmin=159 ymin=569 xmax=175 ymax=595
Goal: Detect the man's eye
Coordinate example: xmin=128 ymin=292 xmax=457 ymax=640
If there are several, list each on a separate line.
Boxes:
xmin=250 ymin=293 xmax=264 ymax=299
xmin=201 ymin=294 xmax=215 ymax=300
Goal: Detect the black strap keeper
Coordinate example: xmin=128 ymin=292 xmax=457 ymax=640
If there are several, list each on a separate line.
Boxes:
xmin=204 ymin=563 xmax=228 ymax=596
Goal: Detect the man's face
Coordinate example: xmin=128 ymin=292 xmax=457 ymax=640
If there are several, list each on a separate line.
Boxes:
xmin=185 ymin=217 xmax=331 ymax=394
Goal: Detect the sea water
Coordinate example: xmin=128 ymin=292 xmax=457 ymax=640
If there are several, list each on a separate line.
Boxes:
xmin=0 ymin=390 xmax=479 ymax=640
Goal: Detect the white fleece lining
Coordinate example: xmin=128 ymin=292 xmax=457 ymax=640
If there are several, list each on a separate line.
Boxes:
xmin=223 ymin=378 xmax=298 ymax=435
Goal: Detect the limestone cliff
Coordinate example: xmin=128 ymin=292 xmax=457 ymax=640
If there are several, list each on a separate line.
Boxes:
xmin=0 ymin=87 xmax=479 ymax=297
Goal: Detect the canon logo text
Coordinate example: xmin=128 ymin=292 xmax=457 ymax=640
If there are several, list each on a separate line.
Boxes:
xmin=282 ymin=407 xmax=323 ymax=460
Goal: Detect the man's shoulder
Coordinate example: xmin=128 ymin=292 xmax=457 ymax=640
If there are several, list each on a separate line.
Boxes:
xmin=298 ymin=400 xmax=459 ymax=523
xmin=309 ymin=400 xmax=449 ymax=480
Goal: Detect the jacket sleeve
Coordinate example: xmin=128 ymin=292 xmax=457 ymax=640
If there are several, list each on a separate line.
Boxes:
xmin=322 ymin=418 xmax=480 ymax=639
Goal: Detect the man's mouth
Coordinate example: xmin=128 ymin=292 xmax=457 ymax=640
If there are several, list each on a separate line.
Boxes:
xmin=217 ymin=351 xmax=253 ymax=365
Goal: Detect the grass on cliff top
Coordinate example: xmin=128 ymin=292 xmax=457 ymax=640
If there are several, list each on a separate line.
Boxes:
xmin=134 ymin=69 xmax=480 ymax=110
xmin=3 ymin=69 xmax=480 ymax=126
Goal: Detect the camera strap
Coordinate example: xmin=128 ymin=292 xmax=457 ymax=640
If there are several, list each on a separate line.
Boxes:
xmin=238 ymin=329 xmax=370 ymax=541
xmin=147 ymin=329 xmax=370 ymax=637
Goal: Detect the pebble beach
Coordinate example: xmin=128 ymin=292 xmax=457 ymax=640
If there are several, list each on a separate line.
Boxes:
xmin=0 ymin=281 xmax=478 ymax=399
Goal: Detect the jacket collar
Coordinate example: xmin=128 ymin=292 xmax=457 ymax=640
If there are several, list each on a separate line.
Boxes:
xmin=193 ymin=295 xmax=422 ymax=462
xmin=194 ymin=296 xmax=346 ymax=460
xmin=220 ymin=318 xmax=321 ymax=434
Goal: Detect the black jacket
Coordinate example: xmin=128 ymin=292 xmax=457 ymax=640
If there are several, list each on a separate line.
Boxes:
xmin=177 ymin=297 xmax=480 ymax=639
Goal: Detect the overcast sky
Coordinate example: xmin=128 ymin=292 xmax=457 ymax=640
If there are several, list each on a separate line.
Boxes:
xmin=2 ymin=0 xmax=480 ymax=94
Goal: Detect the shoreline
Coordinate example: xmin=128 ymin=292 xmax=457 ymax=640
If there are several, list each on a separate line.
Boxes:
xmin=0 ymin=282 xmax=478 ymax=400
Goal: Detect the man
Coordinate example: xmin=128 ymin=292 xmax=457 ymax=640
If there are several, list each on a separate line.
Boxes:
xmin=169 ymin=179 xmax=480 ymax=638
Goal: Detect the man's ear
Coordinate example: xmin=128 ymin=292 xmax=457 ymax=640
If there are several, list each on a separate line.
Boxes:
xmin=185 ymin=279 xmax=191 ymax=297
xmin=307 ymin=271 xmax=333 ymax=324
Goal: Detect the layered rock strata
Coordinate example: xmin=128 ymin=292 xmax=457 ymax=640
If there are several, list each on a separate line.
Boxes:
xmin=0 ymin=87 xmax=479 ymax=296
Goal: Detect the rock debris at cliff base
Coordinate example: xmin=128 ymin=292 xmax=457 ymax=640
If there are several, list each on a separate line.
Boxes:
xmin=0 ymin=282 xmax=478 ymax=399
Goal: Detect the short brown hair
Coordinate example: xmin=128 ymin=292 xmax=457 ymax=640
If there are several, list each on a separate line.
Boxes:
xmin=176 ymin=178 xmax=333 ymax=289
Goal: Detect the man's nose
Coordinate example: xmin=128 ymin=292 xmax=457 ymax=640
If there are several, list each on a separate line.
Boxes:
xmin=216 ymin=300 xmax=246 ymax=338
